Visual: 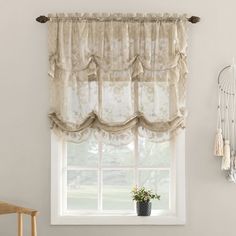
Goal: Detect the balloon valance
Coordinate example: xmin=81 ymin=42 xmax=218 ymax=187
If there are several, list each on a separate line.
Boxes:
xmin=48 ymin=13 xmax=188 ymax=144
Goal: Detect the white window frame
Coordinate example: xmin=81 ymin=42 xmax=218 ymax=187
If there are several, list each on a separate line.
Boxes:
xmin=51 ymin=130 xmax=186 ymax=225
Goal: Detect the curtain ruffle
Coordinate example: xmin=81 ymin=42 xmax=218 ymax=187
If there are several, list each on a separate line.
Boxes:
xmin=49 ymin=111 xmax=185 ymax=133
xmin=51 ymin=121 xmax=183 ymax=146
xmin=48 ymin=13 xmax=188 ymax=22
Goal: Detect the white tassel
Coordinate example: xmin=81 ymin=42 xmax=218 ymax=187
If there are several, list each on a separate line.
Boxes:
xmin=222 ymin=140 xmax=231 ymax=170
xmin=234 ymin=155 xmax=236 ymax=169
xmin=213 ymin=128 xmax=224 ymax=156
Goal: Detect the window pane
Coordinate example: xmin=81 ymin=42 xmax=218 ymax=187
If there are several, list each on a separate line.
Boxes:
xmin=139 ymin=170 xmax=170 ymax=210
xmin=103 ymin=170 xmax=134 ymax=210
xmin=67 ymin=170 xmax=98 ymax=210
xmin=67 ymin=136 xmax=98 ymax=167
xmin=102 ymin=142 xmax=134 ymax=166
xmin=139 ymin=138 xmax=171 ymax=167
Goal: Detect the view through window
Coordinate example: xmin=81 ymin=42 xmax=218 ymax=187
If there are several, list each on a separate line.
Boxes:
xmin=64 ymin=135 xmax=172 ymax=214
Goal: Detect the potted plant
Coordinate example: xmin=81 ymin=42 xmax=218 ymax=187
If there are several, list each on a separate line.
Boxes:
xmin=131 ymin=186 xmax=160 ymax=216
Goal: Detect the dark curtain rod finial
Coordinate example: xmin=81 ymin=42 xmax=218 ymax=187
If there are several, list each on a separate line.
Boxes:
xmin=188 ymin=16 xmax=200 ymax=24
xmin=36 ymin=15 xmax=201 ymax=24
xmin=36 ymin=15 xmax=50 ymax=23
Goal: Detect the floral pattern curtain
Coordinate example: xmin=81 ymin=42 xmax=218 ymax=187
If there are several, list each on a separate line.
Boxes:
xmin=48 ymin=13 xmax=188 ymax=145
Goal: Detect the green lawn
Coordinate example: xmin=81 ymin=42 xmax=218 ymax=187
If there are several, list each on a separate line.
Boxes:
xmin=67 ymin=186 xmax=169 ymax=211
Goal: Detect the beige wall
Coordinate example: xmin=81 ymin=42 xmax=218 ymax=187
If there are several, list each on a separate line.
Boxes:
xmin=1 ymin=0 xmax=236 ymax=235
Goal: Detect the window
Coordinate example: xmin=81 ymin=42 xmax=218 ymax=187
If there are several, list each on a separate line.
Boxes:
xmin=51 ymin=130 xmax=185 ymax=225
xmin=48 ymin=13 xmax=188 ymax=225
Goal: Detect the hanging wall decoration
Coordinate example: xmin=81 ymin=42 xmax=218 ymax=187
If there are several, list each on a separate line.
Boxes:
xmin=214 ymin=59 xmax=236 ymax=182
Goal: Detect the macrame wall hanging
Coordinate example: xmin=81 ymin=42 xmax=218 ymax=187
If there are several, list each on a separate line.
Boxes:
xmin=214 ymin=59 xmax=236 ymax=182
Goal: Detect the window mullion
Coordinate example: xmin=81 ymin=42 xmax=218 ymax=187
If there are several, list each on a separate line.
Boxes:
xmin=134 ymin=130 xmax=139 ymax=186
xmin=133 ymin=79 xmax=139 ymax=211
xmin=62 ymin=141 xmax=68 ymax=214
xmin=98 ymin=140 xmax=103 ymax=212
xmin=170 ymin=136 xmax=176 ymax=213
xmin=133 ymin=80 xmax=139 ymax=188
xmin=97 ymin=68 xmax=103 ymax=212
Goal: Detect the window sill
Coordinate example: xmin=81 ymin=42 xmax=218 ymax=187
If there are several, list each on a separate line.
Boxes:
xmin=51 ymin=214 xmax=186 ymax=225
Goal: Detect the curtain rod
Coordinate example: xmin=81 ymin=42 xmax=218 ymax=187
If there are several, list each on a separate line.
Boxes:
xmin=36 ymin=15 xmax=200 ymax=24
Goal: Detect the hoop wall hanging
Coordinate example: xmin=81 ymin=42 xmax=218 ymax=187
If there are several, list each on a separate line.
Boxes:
xmin=214 ymin=60 xmax=236 ymax=182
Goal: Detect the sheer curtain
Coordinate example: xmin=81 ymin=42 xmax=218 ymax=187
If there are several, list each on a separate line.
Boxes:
xmin=48 ymin=13 xmax=188 ymax=145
